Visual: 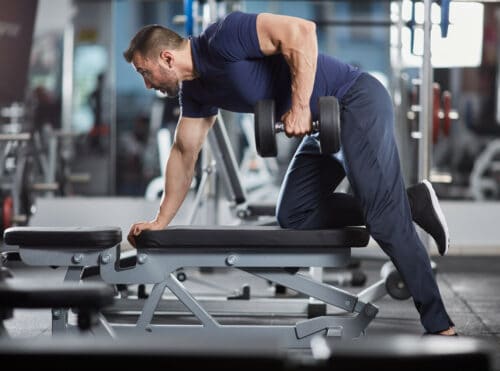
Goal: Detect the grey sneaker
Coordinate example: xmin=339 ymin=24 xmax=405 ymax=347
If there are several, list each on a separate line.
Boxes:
xmin=407 ymin=180 xmax=450 ymax=256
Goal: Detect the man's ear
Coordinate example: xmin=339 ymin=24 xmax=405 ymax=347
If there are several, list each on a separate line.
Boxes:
xmin=160 ymin=50 xmax=174 ymax=68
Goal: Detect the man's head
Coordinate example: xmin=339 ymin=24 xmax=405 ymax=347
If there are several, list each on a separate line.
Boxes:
xmin=123 ymin=25 xmax=186 ymax=97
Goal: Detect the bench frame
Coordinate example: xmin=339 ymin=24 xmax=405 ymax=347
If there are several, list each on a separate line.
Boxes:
xmin=16 ymin=235 xmax=379 ymax=348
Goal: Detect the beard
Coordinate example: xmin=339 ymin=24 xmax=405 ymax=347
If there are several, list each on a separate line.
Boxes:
xmin=157 ymin=67 xmax=180 ymax=98
xmin=164 ymin=84 xmax=180 ymax=98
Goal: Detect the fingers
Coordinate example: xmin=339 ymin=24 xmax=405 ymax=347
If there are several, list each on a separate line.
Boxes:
xmin=127 ymin=233 xmax=136 ymax=247
xmin=281 ymin=110 xmax=312 ymax=137
xmin=127 ymin=223 xmax=145 ymax=247
xmin=127 ymin=220 xmax=165 ymax=247
xmin=284 ymin=125 xmax=295 ymax=138
xmin=127 ymin=228 xmax=137 ymax=247
xmin=284 ymin=123 xmax=308 ymax=137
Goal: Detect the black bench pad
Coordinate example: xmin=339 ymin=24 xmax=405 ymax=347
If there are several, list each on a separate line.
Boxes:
xmin=3 ymin=227 xmax=122 ymax=248
xmin=3 ymin=226 xmax=369 ymax=250
xmin=0 ymin=280 xmax=115 ymax=309
xmin=136 ymin=225 xmax=369 ymax=249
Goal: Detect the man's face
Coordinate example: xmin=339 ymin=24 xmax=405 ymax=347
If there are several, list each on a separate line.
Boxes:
xmin=132 ymin=52 xmax=180 ymax=97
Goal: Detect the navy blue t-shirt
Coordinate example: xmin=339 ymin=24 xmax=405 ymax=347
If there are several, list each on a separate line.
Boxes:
xmin=180 ymin=12 xmax=361 ymax=121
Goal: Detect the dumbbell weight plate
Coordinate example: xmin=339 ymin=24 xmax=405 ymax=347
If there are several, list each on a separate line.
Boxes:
xmin=254 ymin=100 xmax=278 ymax=157
xmin=318 ymin=96 xmax=341 ymax=154
xmin=385 ymin=269 xmax=411 ymax=300
xmin=20 ymin=157 xmax=36 ymax=217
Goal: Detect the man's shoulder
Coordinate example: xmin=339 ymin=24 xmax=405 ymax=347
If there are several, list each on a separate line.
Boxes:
xmin=215 ymin=11 xmax=249 ymax=24
xmin=199 ymin=11 xmax=249 ymax=35
xmin=205 ymin=11 xmax=257 ymax=39
xmin=204 ymin=11 xmax=261 ymax=62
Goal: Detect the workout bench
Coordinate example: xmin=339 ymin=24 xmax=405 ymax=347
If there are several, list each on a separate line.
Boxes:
xmin=4 ymin=225 xmax=378 ymax=347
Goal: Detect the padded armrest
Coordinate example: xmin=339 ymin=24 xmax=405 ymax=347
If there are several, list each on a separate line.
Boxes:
xmin=0 ymin=280 xmax=115 ymax=310
xmin=136 ymin=225 xmax=369 ymax=249
xmin=3 ymin=227 xmax=122 ymax=248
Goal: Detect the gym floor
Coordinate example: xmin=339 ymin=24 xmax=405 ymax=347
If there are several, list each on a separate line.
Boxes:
xmin=4 ymin=254 xmax=500 ymax=369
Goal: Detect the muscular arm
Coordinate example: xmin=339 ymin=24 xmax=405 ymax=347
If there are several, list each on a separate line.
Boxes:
xmin=128 ymin=115 xmax=215 ymax=245
xmin=155 ymin=115 xmax=216 ymax=227
xmin=256 ymin=13 xmax=317 ymax=135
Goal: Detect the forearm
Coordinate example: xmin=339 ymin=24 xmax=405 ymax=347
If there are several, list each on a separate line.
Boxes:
xmin=155 ymin=143 xmax=197 ymax=227
xmin=281 ymin=21 xmax=318 ymax=111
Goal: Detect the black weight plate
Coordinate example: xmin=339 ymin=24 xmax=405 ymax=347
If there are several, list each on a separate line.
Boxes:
xmin=318 ymin=96 xmax=341 ymax=154
xmin=351 ymin=270 xmax=367 ymax=287
xmin=20 ymin=157 xmax=35 ymax=218
xmin=385 ymin=270 xmax=411 ymax=300
xmin=254 ymin=100 xmax=278 ymax=157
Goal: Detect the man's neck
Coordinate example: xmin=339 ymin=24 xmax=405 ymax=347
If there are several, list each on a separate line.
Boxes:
xmin=181 ymin=39 xmax=199 ymax=81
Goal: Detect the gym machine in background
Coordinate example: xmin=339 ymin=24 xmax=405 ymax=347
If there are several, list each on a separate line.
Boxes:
xmin=0 ymin=0 xmax=91 ymax=233
xmin=0 ymin=1 xmax=40 ymax=233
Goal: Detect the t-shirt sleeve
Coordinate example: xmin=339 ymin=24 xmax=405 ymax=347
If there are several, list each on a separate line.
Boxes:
xmin=179 ymin=84 xmax=218 ymax=118
xmin=209 ymin=12 xmax=264 ymax=62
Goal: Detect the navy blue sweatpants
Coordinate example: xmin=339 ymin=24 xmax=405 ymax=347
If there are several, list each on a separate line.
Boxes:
xmin=276 ymin=73 xmax=453 ymax=333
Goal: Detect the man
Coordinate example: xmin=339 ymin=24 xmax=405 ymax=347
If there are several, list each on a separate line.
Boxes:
xmin=124 ymin=11 xmax=456 ymax=336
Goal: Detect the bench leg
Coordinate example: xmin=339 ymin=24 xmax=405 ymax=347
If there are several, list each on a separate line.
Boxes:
xmin=137 ymin=281 xmax=169 ymax=330
xmin=52 ymin=266 xmax=83 ymax=335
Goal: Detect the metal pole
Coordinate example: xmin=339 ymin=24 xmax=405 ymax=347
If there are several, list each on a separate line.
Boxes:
xmin=418 ymin=0 xmax=433 ymax=182
xmin=61 ymin=23 xmax=74 ymax=133
xmin=109 ymin=1 xmax=117 ymax=195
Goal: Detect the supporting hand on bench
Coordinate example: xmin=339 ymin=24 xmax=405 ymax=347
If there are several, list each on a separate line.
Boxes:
xmin=128 ymin=220 xmax=164 ymax=247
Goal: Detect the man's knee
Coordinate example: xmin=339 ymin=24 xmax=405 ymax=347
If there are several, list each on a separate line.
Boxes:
xmin=276 ymin=203 xmax=290 ymax=228
xmin=276 ymin=202 xmax=296 ymax=229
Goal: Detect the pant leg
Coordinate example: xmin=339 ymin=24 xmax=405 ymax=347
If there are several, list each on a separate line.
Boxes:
xmin=340 ymin=73 xmax=453 ymax=332
xmin=276 ymin=135 xmax=364 ymax=229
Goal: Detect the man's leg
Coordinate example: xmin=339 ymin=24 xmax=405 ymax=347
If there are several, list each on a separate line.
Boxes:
xmin=276 ymin=136 xmax=450 ymax=254
xmin=276 ymin=135 xmax=364 ymax=229
xmin=340 ymin=73 xmax=454 ymax=333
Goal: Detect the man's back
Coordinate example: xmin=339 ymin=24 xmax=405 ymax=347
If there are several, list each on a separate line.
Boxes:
xmin=181 ymin=12 xmax=361 ymax=120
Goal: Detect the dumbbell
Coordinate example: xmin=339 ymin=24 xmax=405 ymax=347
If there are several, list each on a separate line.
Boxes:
xmin=254 ymin=96 xmax=341 ymax=157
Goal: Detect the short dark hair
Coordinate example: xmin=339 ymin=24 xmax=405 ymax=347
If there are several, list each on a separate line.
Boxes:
xmin=123 ymin=24 xmax=185 ymax=63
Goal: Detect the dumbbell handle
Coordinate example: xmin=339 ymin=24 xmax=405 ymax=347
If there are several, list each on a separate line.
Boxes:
xmin=275 ymin=121 xmax=320 ymax=133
